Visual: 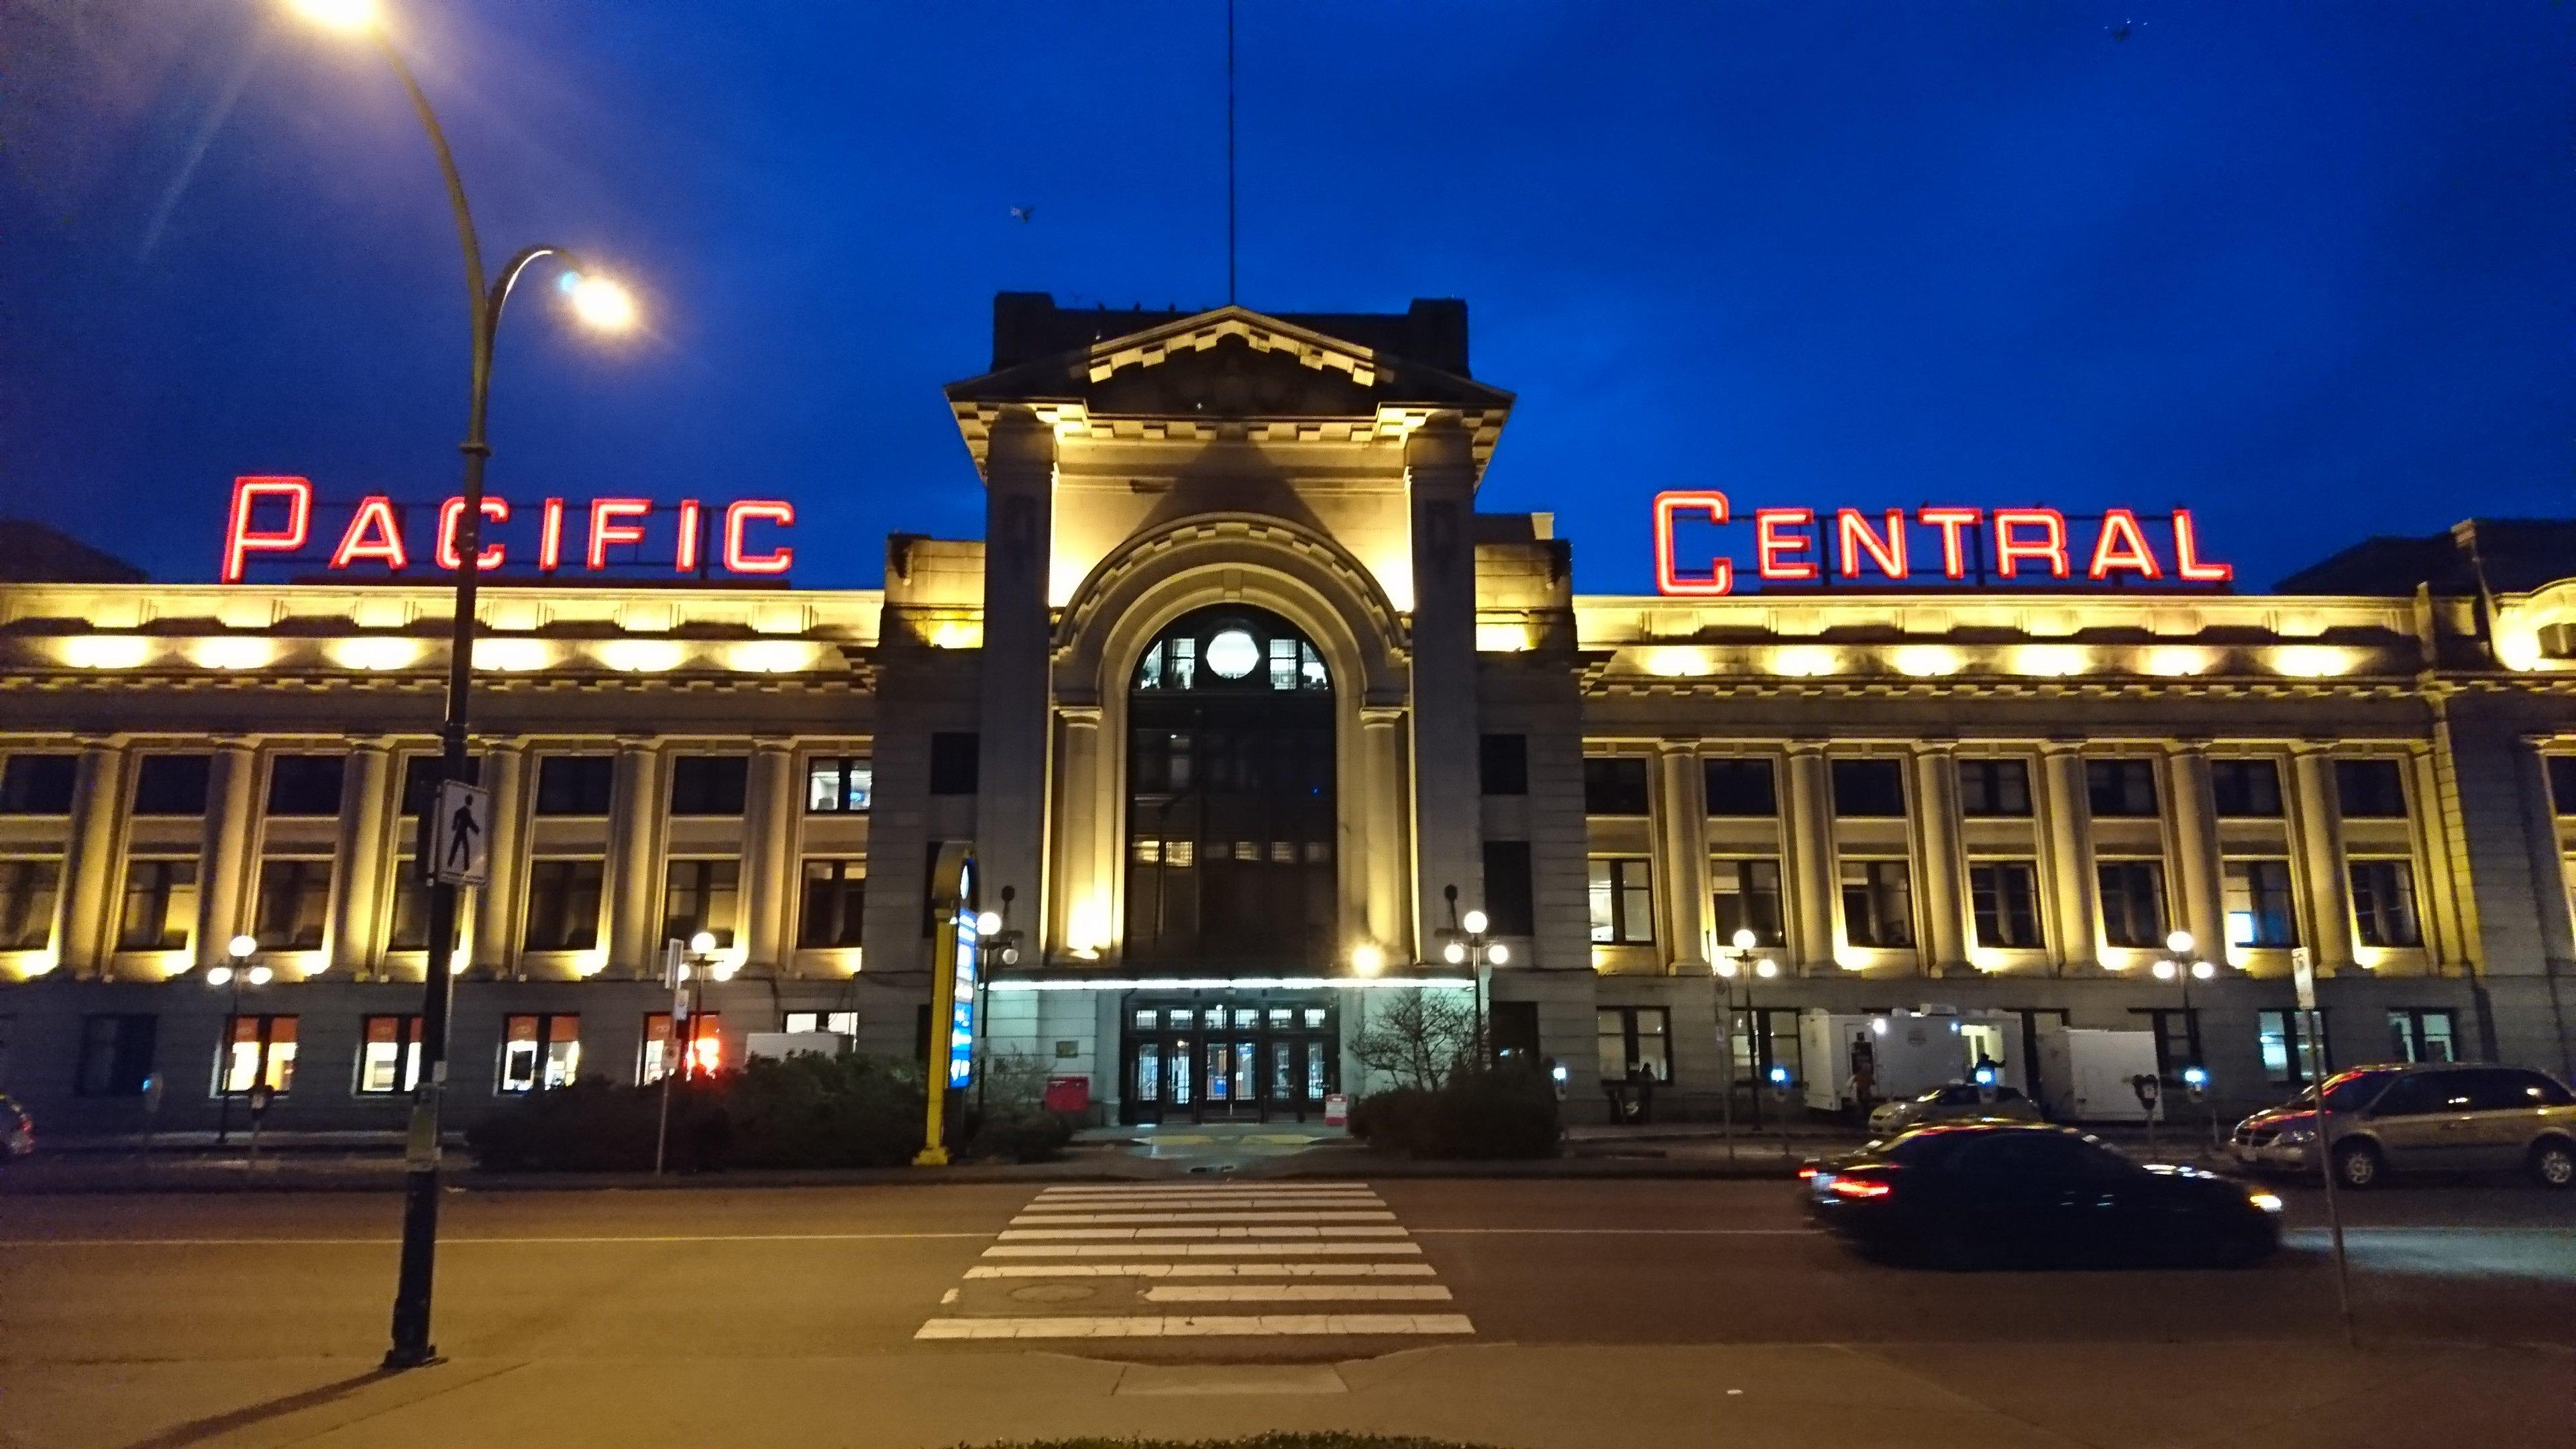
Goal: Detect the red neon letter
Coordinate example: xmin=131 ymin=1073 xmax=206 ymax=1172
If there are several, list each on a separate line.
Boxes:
xmin=329 ymin=495 xmax=410 ymax=572
xmin=1652 ymin=490 xmax=1733 ymax=596
xmin=587 ymin=498 xmax=651 ymax=571
xmin=436 ymin=496 xmax=511 ymax=572
xmin=221 ymin=476 xmax=313 ymax=584
xmin=723 ymin=500 xmax=796 ymax=575
xmin=2172 ymin=509 xmax=2234 ymax=583
xmin=1992 ymin=508 xmax=2070 ymax=580
xmin=2086 ymin=508 xmax=2161 ymax=580
xmin=674 ymin=500 xmax=702 ymax=573
xmin=1835 ymin=508 xmax=1909 ymax=580
xmin=1918 ymin=507 xmax=1982 ymax=580
xmin=538 ymin=498 xmax=567 ymax=572
xmin=1754 ymin=508 xmax=1818 ymax=582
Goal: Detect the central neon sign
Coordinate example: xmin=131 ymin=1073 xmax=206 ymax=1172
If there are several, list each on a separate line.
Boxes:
xmin=1651 ymin=492 xmax=2231 ymax=596
xmin=220 ymin=476 xmax=795 ymax=583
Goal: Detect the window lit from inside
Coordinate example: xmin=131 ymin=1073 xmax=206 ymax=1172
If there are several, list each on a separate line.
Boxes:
xmin=1589 ymin=858 xmax=1654 ymax=944
xmin=216 ymin=1014 xmax=297 ymax=1095
xmin=499 ymin=1013 xmax=580 ymax=1093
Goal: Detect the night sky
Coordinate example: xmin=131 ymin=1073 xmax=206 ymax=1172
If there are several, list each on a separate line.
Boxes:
xmin=4 ymin=2 xmax=2569 ymax=592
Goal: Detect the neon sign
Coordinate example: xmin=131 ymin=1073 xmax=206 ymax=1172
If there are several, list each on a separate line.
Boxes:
xmin=221 ymin=476 xmax=795 ymax=583
xmin=1652 ymin=492 xmax=2231 ymax=596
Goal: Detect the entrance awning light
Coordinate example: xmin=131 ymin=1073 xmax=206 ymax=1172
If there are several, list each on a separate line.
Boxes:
xmin=987 ymin=975 xmax=1476 ymax=993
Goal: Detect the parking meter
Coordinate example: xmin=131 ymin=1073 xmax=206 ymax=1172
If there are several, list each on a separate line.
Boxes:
xmin=1766 ymin=1063 xmax=1793 ymax=1104
xmin=2129 ymin=1073 xmax=2160 ymax=1112
xmin=2181 ymin=1065 xmax=2209 ymax=1104
xmin=246 ymin=1083 xmax=276 ymax=1121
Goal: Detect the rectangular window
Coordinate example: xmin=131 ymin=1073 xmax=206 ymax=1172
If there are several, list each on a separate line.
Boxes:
xmin=2255 ymin=1008 xmax=2329 ymax=1086
xmin=806 ymin=755 xmax=873 ymax=813
xmin=2222 ymin=859 xmax=2298 ymax=948
xmin=1711 ymin=857 xmax=1784 ymax=948
xmin=641 ymin=1012 xmax=720 ymax=1083
xmin=1582 ymin=757 xmax=1650 ymax=816
xmin=522 ymin=859 xmax=604 ymax=951
xmin=1968 ymin=861 xmax=2043 ymax=948
xmin=798 ymin=859 xmax=867 ymax=949
xmin=1703 ymin=758 xmax=1778 ymax=816
xmin=74 ymin=1014 xmax=156 ymax=1097
xmin=2097 ymin=859 xmax=2169 ymax=949
xmin=356 ymin=1015 xmax=423 ymax=1095
xmin=668 ymin=755 xmax=749 ymax=816
xmin=264 ymin=754 xmax=345 ymax=817
xmin=928 ymin=732 xmax=980 ymax=795
xmin=252 ymin=858 xmax=331 ymax=951
xmin=1481 ymin=840 xmax=1535 ymax=936
xmin=1478 ymin=735 xmax=1528 ymax=796
xmin=534 ymin=755 xmax=616 ymax=816
xmin=386 ymin=858 xmax=433 ymax=951
xmin=1595 ymin=1006 xmax=1671 ymax=1082
xmin=0 ymin=754 xmax=77 ymax=815
xmin=2335 ymin=759 xmax=2409 ymax=819
xmin=2131 ymin=1007 xmax=2203 ymax=1082
xmin=2548 ymin=755 xmax=2576 ymax=816
xmin=2387 ymin=1008 xmax=2456 ymax=1065
xmin=2210 ymin=759 xmax=2284 ymax=818
xmin=1840 ymin=859 xmax=1915 ymax=947
xmin=0 ymin=859 xmax=60 ymax=951
xmin=215 ymin=1014 xmax=298 ymax=1095
xmin=1830 ymin=759 xmax=1907 ymax=818
xmin=1587 ymin=857 xmax=1654 ymax=944
xmin=2086 ymin=759 xmax=2159 ymax=818
xmin=1957 ymin=759 xmax=2033 ymax=818
xmin=130 ymin=754 xmax=211 ymax=816
xmin=398 ymin=754 xmax=480 ymax=817
xmin=117 ymin=859 xmax=199 ymax=952
xmin=498 ymin=1013 xmax=582 ymax=1093
xmin=661 ymin=859 xmax=741 ymax=948
xmin=2349 ymin=859 xmax=2422 ymax=947
xmin=783 ymin=1010 xmax=861 ymax=1036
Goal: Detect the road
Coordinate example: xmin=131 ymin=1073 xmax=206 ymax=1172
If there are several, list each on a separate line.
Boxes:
xmin=2 ymin=1176 xmax=2570 ymax=1447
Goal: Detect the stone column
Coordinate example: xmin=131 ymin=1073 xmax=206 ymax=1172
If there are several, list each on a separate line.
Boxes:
xmin=55 ymin=739 xmax=127 ymax=978
xmin=1405 ymin=422 xmax=1485 ymax=955
xmin=470 ymin=741 xmax=527 ymax=974
xmin=2290 ymin=745 xmax=2357 ymax=971
xmin=1360 ymin=706 xmax=1412 ymax=961
xmin=1912 ymin=743 xmax=1968 ymax=973
xmin=1656 ymin=743 xmax=1711 ymax=974
xmin=975 ymin=410 xmax=1055 ymax=944
xmin=327 ymin=740 xmax=395 ymax=976
xmin=1784 ymin=743 xmax=1838 ymax=972
xmin=195 ymin=741 xmax=259 ymax=971
xmin=2166 ymin=745 xmax=2227 ymax=962
xmin=1050 ymin=707 xmax=1104 ymax=958
xmin=2038 ymin=743 xmax=2099 ymax=973
xmin=605 ymin=737 xmax=665 ymax=976
xmin=740 ymin=739 xmax=798 ymax=975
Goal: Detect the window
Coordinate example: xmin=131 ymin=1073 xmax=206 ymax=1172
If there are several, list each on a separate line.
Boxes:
xmin=398 ymin=754 xmax=479 ymax=816
xmin=1729 ymin=1006 xmax=1802 ymax=1090
xmin=523 ymin=859 xmax=604 ymax=951
xmin=1582 ymin=757 xmax=1650 ymax=816
xmin=2371 ymin=1071 xmax=2472 ymax=1118
xmin=784 ymin=1010 xmax=860 ymax=1036
xmin=661 ymin=859 xmax=741 ymax=948
xmin=74 ymin=1014 xmax=156 ymax=1097
xmin=928 ymin=733 xmax=979 ymax=795
xmin=806 ymin=756 xmax=873 ymax=813
xmin=2257 ymin=1009 xmax=2330 ymax=1086
xmin=1596 ymin=1006 xmax=1670 ymax=1082
xmin=264 ymin=754 xmax=345 ymax=816
xmin=2387 ymin=1008 xmax=2456 ymax=1065
xmin=1968 ymin=861 xmax=2043 ymax=948
xmin=2096 ymin=860 xmax=2168 ymax=949
xmin=641 ymin=1012 xmax=720 ymax=1083
xmin=2469 ymin=1069 xmax=2574 ymax=1110
xmin=386 ymin=858 xmax=432 ymax=951
xmin=2086 ymin=759 xmax=2158 ymax=818
xmin=2549 ymin=756 xmax=2576 ymax=816
xmin=117 ymin=859 xmax=198 ymax=951
xmin=1479 ymin=735 xmax=1528 ymax=796
xmin=2210 ymin=759 xmax=2284 ymax=818
xmin=1831 ymin=759 xmax=1907 ymax=818
xmin=1481 ymin=840 xmax=1535 ymax=936
xmin=798 ymin=860 xmax=867 ymax=949
xmin=2349 ymin=859 xmax=2422 ymax=947
xmin=1587 ymin=858 xmax=1654 ymax=944
xmin=1840 ymin=859 xmax=1915 ymax=947
xmin=1134 ymin=616 xmax=1328 ymax=693
xmin=668 ymin=755 xmax=749 ymax=816
xmin=1957 ymin=759 xmax=2031 ymax=818
xmin=2335 ymin=759 xmax=2408 ymax=819
xmin=0 ymin=754 xmax=77 ymax=815
xmin=130 ymin=755 xmax=211 ymax=816
xmin=534 ymin=755 xmax=616 ymax=816
xmin=1711 ymin=858 xmax=1784 ymax=947
xmin=0 ymin=859 xmax=59 ymax=951
xmin=215 ymin=1014 xmax=298 ymax=1095
xmin=252 ymin=859 xmax=331 ymax=951
xmin=356 ymin=1015 xmax=423 ymax=1095
xmin=2223 ymin=859 xmax=2299 ymax=948
xmin=498 ymin=1014 xmax=582 ymax=1093
xmin=2131 ymin=1007 xmax=2202 ymax=1081
xmin=1703 ymin=759 xmax=1778 ymax=816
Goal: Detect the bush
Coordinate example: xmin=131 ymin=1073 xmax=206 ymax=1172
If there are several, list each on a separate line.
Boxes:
xmin=966 ymin=1109 xmax=1073 ymax=1163
xmin=464 ymin=1053 xmax=923 ymax=1173
xmin=1351 ymin=1067 xmax=1558 ymax=1161
xmin=1346 ymin=1086 xmax=1434 ymax=1148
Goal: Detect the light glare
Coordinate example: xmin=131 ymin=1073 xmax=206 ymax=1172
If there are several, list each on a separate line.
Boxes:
xmin=288 ymin=0 xmax=379 ymax=32
xmin=567 ymin=274 xmax=639 ymax=332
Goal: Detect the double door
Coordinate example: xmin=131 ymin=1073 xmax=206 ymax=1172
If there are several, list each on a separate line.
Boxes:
xmin=1123 ymin=998 xmax=1337 ymax=1124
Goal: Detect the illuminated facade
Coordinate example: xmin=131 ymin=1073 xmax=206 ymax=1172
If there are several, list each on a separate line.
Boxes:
xmin=4 ymin=295 xmax=2575 ymax=1133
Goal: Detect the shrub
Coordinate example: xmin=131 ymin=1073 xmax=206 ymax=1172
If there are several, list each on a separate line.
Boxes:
xmin=1347 ymin=1086 xmax=1434 ymax=1148
xmin=463 ymin=1053 xmax=923 ymax=1173
xmin=967 ymin=1110 xmax=1073 ymax=1163
xmin=1351 ymin=1067 xmax=1558 ymax=1161
xmin=722 ymin=1053 xmax=925 ymax=1169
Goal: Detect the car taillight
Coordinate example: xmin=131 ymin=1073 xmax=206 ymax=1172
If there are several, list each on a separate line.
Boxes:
xmin=1796 ymin=1165 xmax=1819 ymax=1180
xmin=1828 ymin=1175 xmax=1892 ymax=1199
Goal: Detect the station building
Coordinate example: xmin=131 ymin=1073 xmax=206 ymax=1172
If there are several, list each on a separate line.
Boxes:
xmin=3 ymin=294 xmax=2575 ymax=1134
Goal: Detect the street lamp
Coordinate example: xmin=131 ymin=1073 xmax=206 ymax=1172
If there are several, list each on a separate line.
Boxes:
xmin=2151 ymin=928 xmax=2225 ymax=1146
xmin=1438 ymin=885 xmax=1509 ymax=1067
xmin=1713 ymin=927 xmax=1779 ymax=1162
xmin=280 ymin=0 xmax=639 ymax=1373
xmin=207 ymin=934 xmax=268 ymax=1146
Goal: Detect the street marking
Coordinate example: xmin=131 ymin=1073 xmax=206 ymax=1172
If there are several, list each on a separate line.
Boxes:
xmin=0 ymin=1232 xmax=991 ymax=1248
xmin=1143 ymin=1285 xmax=1453 ymax=1303
xmin=996 ymin=1226 xmax=1409 ymax=1241
xmin=1034 ymin=1187 xmax=1377 ymax=1200
xmin=915 ymin=1313 xmax=1473 ymax=1340
xmin=1407 ymin=1228 xmax=1819 ymax=1236
xmin=965 ymin=1263 xmax=1439 ymax=1279
xmin=940 ymin=1287 xmax=959 ymax=1305
xmin=982 ymin=1241 xmax=1423 ymax=1258
xmin=1008 ymin=1211 xmax=1397 ymax=1226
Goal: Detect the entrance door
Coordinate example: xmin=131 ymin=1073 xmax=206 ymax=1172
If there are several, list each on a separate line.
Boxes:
xmin=1120 ymin=996 xmax=1337 ymax=1124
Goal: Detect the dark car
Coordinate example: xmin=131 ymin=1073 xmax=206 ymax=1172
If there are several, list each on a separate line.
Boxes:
xmin=0 ymin=1094 xmax=32 ymax=1165
xmin=1801 ymin=1122 xmax=2283 ymax=1269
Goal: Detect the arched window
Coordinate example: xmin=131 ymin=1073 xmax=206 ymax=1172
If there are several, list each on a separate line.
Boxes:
xmin=1132 ymin=611 xmax=1330 ymax=694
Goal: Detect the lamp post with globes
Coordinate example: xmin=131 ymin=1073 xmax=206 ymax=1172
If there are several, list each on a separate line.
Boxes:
xmin=1438 ymin=885 xmax=1509 ymax=1069
xmin=206 ymin=934 xmax=271 ymax=1148
xmin=1714 ymin=928 xmax=1780 ymax=1165
xmin=278 ymin=0 xmax=639 ymax=1373
xmin=2150 ymin=928 xmax=2224 ymax=1144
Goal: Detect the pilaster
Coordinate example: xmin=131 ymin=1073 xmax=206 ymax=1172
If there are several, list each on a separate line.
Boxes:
xmin=741 ymin=738 xmax=798 ymax=974
xmin=976 ymin=409 xmax=1056 ymax=941
xmin=1655 ymin=742 xmax=1711 ymax=973
xmin=327 ymin=739 xmax=395 ymax=976
xmin=1405 ymin=422 xmax=1484 ymax=956
xmin=2038 ymin=743 xmax=2100 ymax=973
xmin=56 ymin=739 xmax=126 ymax=978
xmin=1784 ymin=743 xmax=1837 ymax=973
xmin=605 ymin=737 xmax=665 ymax=976
xmin=195 ymin=741 xmax=258 ymax=971
xmin=1360 ymin=706 xmax=1413 ymax=961
xmin=1049 ymin=706 xmax=1106 ymax=959
xmin=1912 ymin=743 xmax=1968 ymax=973
xmin=470 ymin=741 xmax=527 ymax=975
xmin=2290 ymin=745 xmax=2357 ymax=972
xmin=2166 ymin=745 xmax=2227 ymax=963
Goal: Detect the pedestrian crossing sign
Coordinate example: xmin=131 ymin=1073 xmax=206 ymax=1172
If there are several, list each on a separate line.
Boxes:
xmin=429 ymin=781 xmax=492 ymax=886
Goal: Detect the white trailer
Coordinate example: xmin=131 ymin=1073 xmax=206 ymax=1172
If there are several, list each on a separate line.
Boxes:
xmin=743 ymin=1030 xmax=850 ymax=1063
xmin=1799 ymin=1008 xmax=2023 ymax=1112
xmin=2033 ymin=1023 xmax=2163 ymax=1122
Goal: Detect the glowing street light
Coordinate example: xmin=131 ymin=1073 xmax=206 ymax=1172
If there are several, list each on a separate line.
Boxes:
xmin=288 ymin=0 xmax=378 ymax=32
xmin=564 ymin=272 xmax=639 ymax=332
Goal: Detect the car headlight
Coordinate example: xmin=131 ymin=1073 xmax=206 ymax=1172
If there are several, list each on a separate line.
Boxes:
xmin=2273 ymin=1126 xmax=2314 ymax=1146
xmin=2247 ymin=1192 xmax=2286 ymax=1214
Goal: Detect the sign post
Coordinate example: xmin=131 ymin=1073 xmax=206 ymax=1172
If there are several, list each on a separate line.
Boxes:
xmin=2294 ymin=948 xmax=2357 ymax=1345
xmin=917 ymin=845 xmax=979 ymax=1167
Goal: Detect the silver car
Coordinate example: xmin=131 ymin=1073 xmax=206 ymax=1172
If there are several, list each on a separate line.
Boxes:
xmin=1867 ymin=1081 xmax=2043 ymax=1137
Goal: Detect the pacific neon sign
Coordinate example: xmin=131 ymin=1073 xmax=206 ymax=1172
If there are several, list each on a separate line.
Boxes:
xmin=1651 ymin=492 xmax=2232 ymax=596
xmin=220 ymin=476 xmax=794 ymax=584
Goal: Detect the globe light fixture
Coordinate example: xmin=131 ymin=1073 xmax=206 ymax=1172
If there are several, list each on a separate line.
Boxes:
xmin=1442 ymin=941 xmax=1466 ymax=965
xmin=1756 ymin=958 xmax=1779 ymax=979
xmin=1461 ymin=909 xmax=1488 ymax=936
xmin=2151 ymin=959 xmax=2178 ymax=981
xmin=206 ymin=965 xmax=235 ymax=987
xmin=229 ymin=934 xmax=259 ymax=959
xmin=246 ymin=965 xmax=276 ymax=987
xmin=2192 ymin=959 xmax=2218 ymax=981
xmin=2165 ymin=929 xmax=2195 ymax=957
xmin=688 ymin=930 xmax=718 ymax=955
xmin=1486 ymin=942 xmax=1509 ymax=966
xmin=1349 ymin=942 xmax=1385 ymax=976
xmin=1731 ymin=928 xmax=1758 ymax=951
xmin=288 ymin=0 xmax=379 ymax=32
xmin=973 ymin=911 xmax=1002 ymax=937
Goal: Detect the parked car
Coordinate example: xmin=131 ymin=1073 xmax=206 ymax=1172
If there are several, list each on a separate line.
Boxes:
xmin=0 ymin=1094 xmax=32 ymax=1165
xmin=2230 ymin=1063 xmax=2576 ymax=1190
xmin=1867 ymin=1080 xmax=2044 ymax=1137
xmin=1801 ymin=1122 xmax=2284 ymax=1269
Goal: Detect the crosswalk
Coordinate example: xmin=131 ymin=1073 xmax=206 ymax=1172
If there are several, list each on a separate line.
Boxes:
xmin=914 ymin=1180 xmax=1473 ymax=1342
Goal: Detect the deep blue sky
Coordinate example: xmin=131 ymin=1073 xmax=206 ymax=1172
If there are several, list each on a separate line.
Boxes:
xmin=4 ymin=2 xmax=2569 ymax=590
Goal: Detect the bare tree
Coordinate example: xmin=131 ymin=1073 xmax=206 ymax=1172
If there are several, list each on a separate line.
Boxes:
xmin=1349 ymin=990 xmax=1478 ymax=1092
